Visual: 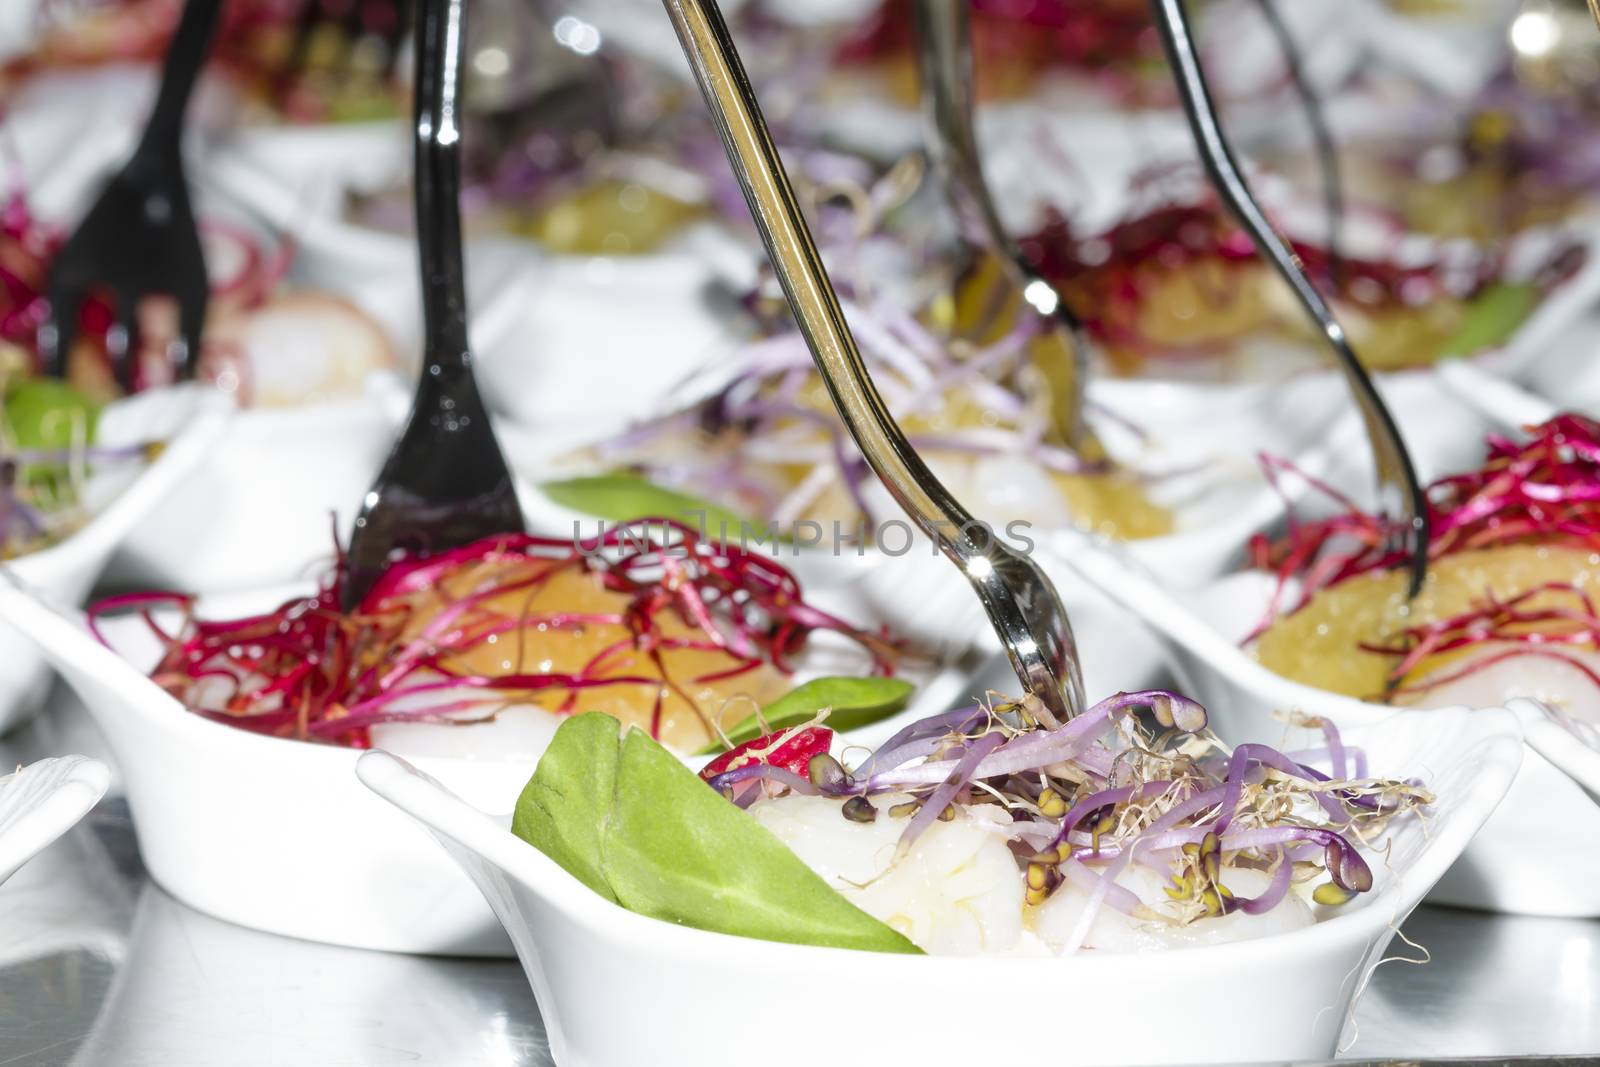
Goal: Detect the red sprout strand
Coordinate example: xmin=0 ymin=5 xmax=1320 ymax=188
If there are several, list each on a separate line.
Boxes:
xmin=90 ymin=520 xmax=900 ymax=746
xmin=1256 ymin=414 xmax=1600 ymax=698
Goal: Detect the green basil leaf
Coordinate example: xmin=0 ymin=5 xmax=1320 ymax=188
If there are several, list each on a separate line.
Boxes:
xmin=698 ymin=676 xmax=916 ymax=754
xmin=539 ymin=472 xmax=754 ymax=537
xmin=509 ymin=712 xmax=621 ymax=903
xmin=511 ymin=714 xmax=921 ymax=954
xmin=1438 ymin=282 xmax=1538 ymax=361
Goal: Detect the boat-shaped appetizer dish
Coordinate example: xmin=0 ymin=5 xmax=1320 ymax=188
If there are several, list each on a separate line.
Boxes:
xmin=0 ymin=520 xmax=983 ymax=952
xmin=360 ymin=687 xmax=1521 ymax=1065
xmin=1064 ymin=413 xmax=1600 ymax=914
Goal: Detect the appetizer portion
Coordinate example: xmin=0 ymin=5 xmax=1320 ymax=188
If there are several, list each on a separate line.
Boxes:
xmin=96 ymin=521 xmax=907 ymax=754
xmin=1251 ymin=415 xmax=1600 ymax=720
xmin=0 ymin=187 xmax=396 ymax=405
xmin=342 ymin=48 xmax=711 ymax=255
xmin=512 ymin=688 xmax=1430 ymax=955
xmin=547 ymin=161 xmax=1173 ymax=543
xmin=1263 ymin=68 xmax=1600 ymax=245
xmin=836 ymin=0 xmax=1165 ymax=106
xmin=7 ymin=0 xmax=404 ymax=127
xmin=1019 ymin=185 xmax=1586 ymax=378
xmin=1 ymin=197 xmax=160 ymax=558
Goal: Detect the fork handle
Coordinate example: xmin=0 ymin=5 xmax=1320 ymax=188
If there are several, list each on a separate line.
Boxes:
xmin=912 ymin=0 xmax=1096 ymax=450
xmin=659 ymin=0 xmax=986 ymax=560
xmin=135 ymin=0 xmax=222 ymax=159
xmin=1149 ymin=0 xmax=1430 ymax=595
xmin=413 ymin=0 xmax=472 ymax=372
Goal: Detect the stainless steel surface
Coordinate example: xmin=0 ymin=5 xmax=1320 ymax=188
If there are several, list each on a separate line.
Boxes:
xmin=911 ymin=0 xmax=1098 ymax=452
xmin=659 ymin=0 xmax=1086 ymax=724
xmin=3 ymin=678 xmax=1598 ymax=1065
xmin=1149 ymin=0 xmax=1431 ymax=596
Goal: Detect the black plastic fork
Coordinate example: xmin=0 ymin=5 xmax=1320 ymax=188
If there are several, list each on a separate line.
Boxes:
xmin=40 ymin=0 xmax=221 ymax=392
xmin=340 ymin=0 xmax=523 ymax=611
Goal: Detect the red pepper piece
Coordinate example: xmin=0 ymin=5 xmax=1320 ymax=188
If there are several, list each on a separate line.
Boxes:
xmin=700 ymin=726 xmax=835 ymax=781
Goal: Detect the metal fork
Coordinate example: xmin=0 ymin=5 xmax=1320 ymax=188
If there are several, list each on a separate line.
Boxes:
xmin=40 ymin=0 xmax=221 ymax=391
xmin=910 ymin=0 xmax=1100 ymax=454
xmin=660 ymin=0 xmax=1086 ymax=724
xmin=1150 ymin=0 xmax=1431 ymax=595
xmin=341 ymin=0 xmax=523 ymax=611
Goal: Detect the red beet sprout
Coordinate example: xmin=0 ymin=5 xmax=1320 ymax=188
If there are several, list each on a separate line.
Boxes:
xmin=91 ymin=522 xmax=900 ymax=747
xmin=1252 ymin=414 xmax=1600 ymax=694
xmin=1017 ymin=189 xmax=1577 ymax=366
xmin=712 ymin=690 xmax=1429 ymax=941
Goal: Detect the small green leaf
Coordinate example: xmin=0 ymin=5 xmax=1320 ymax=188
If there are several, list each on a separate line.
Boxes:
xmin=3 ymin=378 xmax=98 ymax=452
xmin=1438 ymin=282 xmax=1538 ymax=361
xmin=539 ymin=472 xmax=755 ymax=537
xmin=511 ymin=714 xmax=921 ymax=954
xmin=698 ymin=676 xmax=916 ymax=754
xmin=509 ymin=712 xmax=622 ymax=903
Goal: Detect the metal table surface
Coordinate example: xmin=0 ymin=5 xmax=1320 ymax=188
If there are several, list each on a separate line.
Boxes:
xmin=4 ymin=682 xmax=1599 ymax=1067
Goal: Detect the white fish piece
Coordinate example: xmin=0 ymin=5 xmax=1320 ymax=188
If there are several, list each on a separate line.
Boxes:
xmin=1028 ymin=864 xmax=1313 ymax=953
xmin=748 ymin=793 xmax=1026 ymax=956
xmin=209 ymin=291 xmax=398 ymax=407
xmin=751 ymin=793 xmax=1317 ymax=955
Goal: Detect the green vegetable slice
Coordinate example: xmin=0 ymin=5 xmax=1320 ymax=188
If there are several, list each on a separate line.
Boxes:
xmin=539 ymin=472 xmax=754 ymax=537
xmin=1438 ymin=282 xmax=1539 ymax=361
xmin=511 ymin=712 xmax=921 ymax=954
xmin=3 ymin=378 xmax=98 ymax=452
xmin=698 ymin=676 xmax=915 ymax=754
xmin=509 ymin=712 xmax=621 ymax=902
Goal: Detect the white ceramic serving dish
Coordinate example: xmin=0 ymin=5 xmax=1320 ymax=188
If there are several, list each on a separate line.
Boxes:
xmin=1515 ymin=699 xmax=1600 ymax=807
xmin=1436 ymin=359 xmax=1559 ymax=435
xmin=0 ymin=386 xmax=228 ymax=733
xmin=1060 ymin=535 xmax=1600 ymax=917
xmin=105 ymin=375 xmax=405 ymax=593
xmin=200 ymin=148 xmax=762 ymax=429
xmin=216 ymin=116 xmax=409 ymax=202
xmin=357 ymin=706 xmax=1521 ymax=1067
xmin=0 ymin=569 xmax=988 ymax=954
xmin=0 ymin=754 xmax=111 ymax=884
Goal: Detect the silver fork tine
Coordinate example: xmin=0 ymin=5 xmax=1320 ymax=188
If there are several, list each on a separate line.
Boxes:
xmin=1150 ymin=0 xmax=1430 ymax=595
xmin=660 ymin=0 xmax=1087 ymax=723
